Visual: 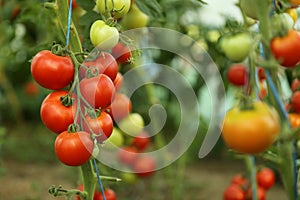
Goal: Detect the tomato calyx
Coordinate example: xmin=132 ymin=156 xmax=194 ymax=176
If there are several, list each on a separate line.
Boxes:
xmin=51 ymin=43 xmax=68 ymax=57
xmin=48 ymin=185 xmax=87 ymax=199
xmin=60 ymin=94 xmax=74 ymax=107
xmin=239 ymin=97 xmax=255 ymax=111
xmin=68 ymin=123 xmax=81 ymax=133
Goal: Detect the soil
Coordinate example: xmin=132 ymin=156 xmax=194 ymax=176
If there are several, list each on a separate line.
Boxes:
xmin=0 ymin=159 xmax=288 ymax=200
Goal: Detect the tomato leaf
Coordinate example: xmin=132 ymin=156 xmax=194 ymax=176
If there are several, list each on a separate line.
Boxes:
xmin=79 ymin=11 xmax=100 ymax=26
xmin=76 ymin=0 xmax=95 ymax=11
xmin=135 ymin=0 xmax=162 ymax=18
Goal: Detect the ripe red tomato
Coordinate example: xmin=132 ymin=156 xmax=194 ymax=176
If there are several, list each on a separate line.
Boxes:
xmin=79 ymin=52 xmax=118 ymax=81
xmin=95 ymin=188 xmax=117 ymax=200
xmin=222 ymin=101 xmax=280 ymax=154
xmin=256 ymin=168 xmax=276 ymax=190
xmin=246 ymin=187 xmax=266 ymax=200
xmin=118 ymin=146 xmax=138 ymax=165
xmin=83 ymin=111 xmax=113 ymax=142
xmin=106 ymin=93 xmax=132 ymax=121
xmin=55 ymin=131 xmax=94 ymax=166
xmin=291 ymin=91 xmax=300 ymax=113
xmin=132 ymin=155 xmax=156 ymax=178
xmin=291 ymin=78 xmax=300 ymax=92
xmin=258 ymin=67 xmax=266 ymax=81
xmin=271 ymin=30 xmax=300 ymax=67
xmin=223 ymin=184 xmax=246 ymax=200
xmin=31 ymin=50 xmax=74 ymax=90
xmin=131 ymin=131 xmax=151 ymax=151
xmin=113 ymin=72 xmax=124 ymax=91
xmin=111 ymin=42 xmax=131 ymax=63
xmin=40 ymin=90 xmax=76 ymax=134
xmin=80 ymin=74 xmax=116 ymax=109
xmin=227 ymin=64 xmax=248 ymax=86
xmin=76 ymin=184 xmax=100 ymax=200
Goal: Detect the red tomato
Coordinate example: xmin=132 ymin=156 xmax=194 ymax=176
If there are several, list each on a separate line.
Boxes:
xmin=80 ymin=74 xmax=116 ymax=109
xmin=271 ymin=30 xmax=300 ymax=67
xmin=106 ymin=93 xmax=132 ymax=121
xmin=31 ymin=50 xmax=74 ymax=90
xmin=118 ymin=146 xmax=138 ymax=165
xmin=132 ymin=155 xmax=156 ymax=178
xmin=246 ymin=187 xmax=266 ymax=200
xmin=227 ymin=64 xmax=248 ymax=86
xmin=258 ymin=67 xmax=266 ymax=81
xmin=96 ymin=189 xmax=117 ymax=200
xmin=291 ymin=91 xmax=300 ymax=113
xmin=113 ymin=72 xmax=124 ymax=91
xmin=111 ymin=42 xmax=131 ymax=63
xmin=83 ymin=111 xmax=113 ymax=142
xmin=40 ymin=91 xmax=76 ymax=134
xmin=256 ymin=168 xmax=276 ymax=190
xmin=291 ymin=78 xmax=300 ymax=92
xmin=55 ymin=131 xmax=94 ymax=166
xmin=131 ymin=131 xmax=151 ymax=151
xmin=79 ymin=52 xmax=118 ymax=81
xmin=223 ymin=184 xmax=246 ymax=200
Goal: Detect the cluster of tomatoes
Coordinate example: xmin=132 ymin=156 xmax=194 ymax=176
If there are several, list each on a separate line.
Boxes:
xmin=224 ymin=167 xmax=276 ymax=200
xmin=77 ymin=185 xmax=116 ymax=200
xmin=287 ymin=78 xmax=300 ymax=128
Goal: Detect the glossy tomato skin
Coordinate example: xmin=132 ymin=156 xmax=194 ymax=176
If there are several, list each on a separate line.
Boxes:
xmin=107 ymin=93 xmax=132 ymax=121
xmin=113 ymin=72 xmax=124 ymax=91
xmin=289 ymin=113 xmax=300 ymax=128
xmin=55 ymin=131 xmax=94 ymax=166
xmin=222 ymin=101 xmax=280 ymax=154
xmin=40 ymin=90 xmax=76 ymax=134
xmin=31 ymin=50 xmax=74 ymax=90
xmin=227 ymin=64 xmax=247 ymax=86
xmin=83 ymin=111 xmax=113 ymax=142
xmin=256 ymin=168 xmax=275 ymax=190
xmin=80 ymin=74 xmax=116 ymax=109
xmin=271 ymin=30 xmax=300 ymax=67
xmin=223 ymin=184 xmax=246 ymax=200
xmin=95 ymin=189 xmax=117 ymax=200
xmin=111 ymin=42 xmax=131 ymax=63
xmin=79 ymin=52 xmax=118 ymax=81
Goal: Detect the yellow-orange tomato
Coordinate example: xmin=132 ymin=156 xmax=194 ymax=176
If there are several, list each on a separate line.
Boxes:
xmin=290 ymin=0 xmax=300 ymax=7
xmin=222 ymin=101 xmax=280 ymax=154
xmin=289 ymin=113 xmax=300 ymax=128
xmin=286 ymin=8 xmax=297 ymax=23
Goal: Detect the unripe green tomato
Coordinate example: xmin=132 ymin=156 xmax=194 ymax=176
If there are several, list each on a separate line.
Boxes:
xmin=102 ymin=127 xmax=124 ymax=150
xmin=121 ymin=172 xmax=138 ymax=184
xmin=121 ymin=4 xmax=149 ymax=29
xmin=96 ymin=0 xmax=131 ymax=19
xmin=118 ymin=113 xmax=144 ymax=136
xmin=240 ymin=0 xmax=258 ymax=19
xmin=219 ymin=32 xmax=252 ymax=62
xmin=90 ymin=20 xmax=119 ymax=50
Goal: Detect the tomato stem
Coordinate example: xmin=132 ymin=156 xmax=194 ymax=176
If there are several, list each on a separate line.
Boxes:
xmin=80 ymin=160 xmax=97 ymax=200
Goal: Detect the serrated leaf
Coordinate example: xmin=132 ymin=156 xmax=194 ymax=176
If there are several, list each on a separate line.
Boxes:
xmin=76 ymin=0 xmax=96 ymax=11
xmin=135 ymin=0 xmax=162 ymax=18
xmin=79 ymin=11 xmax=100 ymax=26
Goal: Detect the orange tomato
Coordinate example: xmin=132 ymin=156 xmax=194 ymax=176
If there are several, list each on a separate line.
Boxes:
xmin=222 ymin=101 xmax=280 ymax=154
xmin=289 ymin=113 xmax=300 ymax=128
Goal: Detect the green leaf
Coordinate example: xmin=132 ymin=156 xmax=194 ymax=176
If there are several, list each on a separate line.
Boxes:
xmin=76 ymin=0 xmax=96 ymax=11
xmin=135 ymin=0 xmax=162 ymax=18
xmin=79 ymin=11 xmax=100 ymax=26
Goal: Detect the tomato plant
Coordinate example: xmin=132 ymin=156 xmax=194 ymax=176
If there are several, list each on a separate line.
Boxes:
xmin=256 ymin=167 xmax=276 ymax=190
xmin=79 ymin=52 xmax=119 ymax=81
xmin=118 ymin=113 xmax=144 ymax=136
xmin=40 ymin=90 xmax=76 ymax=134
xmin=90 ymin=20 xmax=119 ymax=50
xmin=31 ymin=50 xmax=74 ymax=90
xmin=102 ymin=127 xmax=124 ymax=149
xmin=121 ymin=4 xmax=149 ymax=29
xmin=271 ymin=30 xmax=300 ymax=67
xmin=246 ymin=187 xmax=266 ymax=200
xmin=113 ymin=72 xmax=124 ymax=91
xmin=54 ymin=130 xmax=94 ymax=166
xmin=111 ymin=42 xmax=132 ymax=63
xmin=80 ymin=74 xmax=116 ymax=109
xmin=222 ymin=101 xmax=280 ymax=154
xmin=95 ymin=188 xmax=117 ymax=200
xmin=83 ymin=110 xmax=113 ymax=142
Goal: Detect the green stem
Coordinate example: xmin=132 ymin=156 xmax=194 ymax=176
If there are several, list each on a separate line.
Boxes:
xmin=245 ymin=156 xmax=258 ymax=200
xmin=80 ymin=160 xmax=97 ymax=200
